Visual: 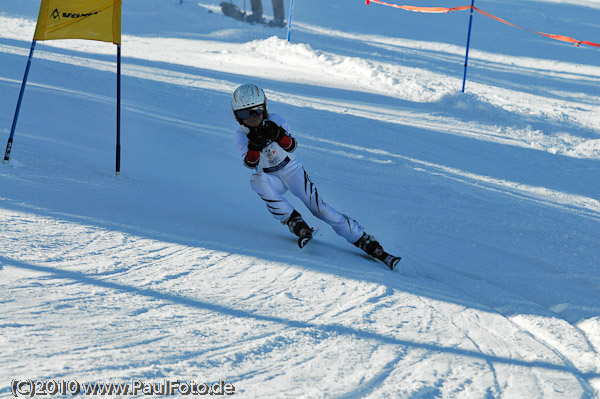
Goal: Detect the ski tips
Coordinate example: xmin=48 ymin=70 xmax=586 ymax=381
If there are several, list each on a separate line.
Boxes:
xmin=385 ymin=255 xmax=402 ymax=271
xmin=298 ymin=236 xmax=311 ymax=248
xmin=297 ymin=227 xmax=315 ymax=249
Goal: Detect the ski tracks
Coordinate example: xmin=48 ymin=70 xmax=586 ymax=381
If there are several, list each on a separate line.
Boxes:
xmin=1 ymin=206 xmax=598 ymax=397
xmin=410 ymin=252 xmax=599 ymax=398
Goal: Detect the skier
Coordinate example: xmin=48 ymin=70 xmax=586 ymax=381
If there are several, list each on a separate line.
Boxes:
xmin=231 ymin=84 xmax=401 ymax=270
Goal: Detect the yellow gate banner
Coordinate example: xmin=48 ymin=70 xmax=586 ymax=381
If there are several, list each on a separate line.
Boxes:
xmin=34 ymin=0 xmax=122 ymax=44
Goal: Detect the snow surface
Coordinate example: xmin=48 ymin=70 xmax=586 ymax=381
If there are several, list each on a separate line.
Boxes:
xmin=1 ymin=0 xmax=599 ymax=397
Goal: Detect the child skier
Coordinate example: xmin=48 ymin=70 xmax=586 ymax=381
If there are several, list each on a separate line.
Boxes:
xmin=231 ymin=84 xmax=400 ymax=270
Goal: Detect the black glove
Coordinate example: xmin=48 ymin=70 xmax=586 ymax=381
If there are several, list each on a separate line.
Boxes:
xmin=257 ymin=120 xmax=286 ymax=142
xmin=247 ymin=128 xmax=267 ymax=151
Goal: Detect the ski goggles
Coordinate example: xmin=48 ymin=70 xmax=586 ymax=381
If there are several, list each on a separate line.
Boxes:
xmin=234 ymin=106 xmax=264 ymax=120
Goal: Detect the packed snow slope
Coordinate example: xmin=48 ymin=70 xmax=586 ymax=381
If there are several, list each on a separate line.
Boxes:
xmin=1 ymin=0 xmax=599 ymax=397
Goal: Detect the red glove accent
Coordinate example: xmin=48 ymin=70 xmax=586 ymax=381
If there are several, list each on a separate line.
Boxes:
xmin=245 ymin=149 xmax=260 ymax=167
xmin=278 ymin=135 xmax=293 ymax=150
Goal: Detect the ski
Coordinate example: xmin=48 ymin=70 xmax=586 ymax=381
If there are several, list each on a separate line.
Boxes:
xmin=381 ymin=254 xmax=401 ymax=271
xmin=297 ymin=228 xmax=315 ymax=249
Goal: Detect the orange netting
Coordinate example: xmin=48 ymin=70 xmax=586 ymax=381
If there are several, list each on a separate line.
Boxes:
xmin=365 ymin=0 xmax=600 ymax=48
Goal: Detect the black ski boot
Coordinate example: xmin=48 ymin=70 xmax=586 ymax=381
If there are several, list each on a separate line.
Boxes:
xmin=245 ymin=13 xmax=265 ymax=24
xmin=268 ymin=18 xmax=286 ymax=27
xmin=354 ymin=232 xmax=401 ymax=270
xmin=220 ymin=2 xmax=245 ymax=21
xmin=286 ymin=210 xmax=314 ymax=248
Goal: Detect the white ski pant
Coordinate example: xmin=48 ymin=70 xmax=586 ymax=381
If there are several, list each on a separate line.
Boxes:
xmin=250 ymin=159 xmax=364 ymax=243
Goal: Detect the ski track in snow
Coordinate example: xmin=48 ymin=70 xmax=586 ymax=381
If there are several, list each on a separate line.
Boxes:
xmin=0 ymin=207 xmax=598 ymax=398
xmin=1 ymin=0 xmax=600 ymax=397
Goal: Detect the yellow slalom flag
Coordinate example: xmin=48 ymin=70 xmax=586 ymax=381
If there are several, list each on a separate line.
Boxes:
xmin=34 ymin=0 xmax=122 ymax=44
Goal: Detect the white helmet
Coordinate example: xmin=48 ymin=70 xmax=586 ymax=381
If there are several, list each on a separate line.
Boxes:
xmin=231 ymin=84 xmax=266 ymax=111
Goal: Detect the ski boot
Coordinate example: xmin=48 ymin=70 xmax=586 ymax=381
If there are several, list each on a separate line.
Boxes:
xmin=245 ymin=13 xmax=265 ymax=24
xmin=268 ymin=18 xmax=286 ymax=28
xmin=354 ymin=232 xmax=401 ymax=270
xmin=286 ymin=210 xmax=314 ymax=248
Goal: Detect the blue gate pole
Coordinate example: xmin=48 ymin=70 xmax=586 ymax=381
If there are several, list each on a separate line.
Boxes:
xmin=461 ymin=0 xmax=475 ymax=93
xmin=286 ymin=0 xmax=295 ymax=42
xmin=116 ymin=44 xmax=121 ymax=175
xmin=3 ymin=40 xmax=36 ymax=164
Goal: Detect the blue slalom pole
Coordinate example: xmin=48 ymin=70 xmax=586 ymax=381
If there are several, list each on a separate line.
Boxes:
xmin=116 ymin=44 xmax=121 ymax=175
xmin=286 ymin=0 xmax=295 ymax=42
xmin=4 ymin=40 xmax=36 ymax=164
xmin=461 ymin=0 xmax=475 ymax=93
